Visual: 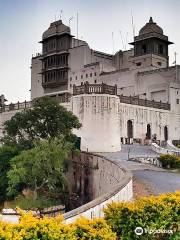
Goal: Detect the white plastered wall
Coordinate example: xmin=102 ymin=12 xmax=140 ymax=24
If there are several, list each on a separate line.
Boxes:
xmin=71 ymin=94 xmax=121 ymax=152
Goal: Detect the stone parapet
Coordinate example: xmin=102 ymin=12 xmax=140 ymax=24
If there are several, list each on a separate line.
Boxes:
xmin=151 ymin=143 xmax=180 ymax=156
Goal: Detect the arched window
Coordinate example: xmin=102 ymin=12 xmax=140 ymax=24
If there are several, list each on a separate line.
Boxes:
xmin=146 ymin=124 xmax=151 ymax=139
xmin=164 ymin=126 xmax=168 ymax=141
xmin=127 ymin=120 xmax=133 ymax=138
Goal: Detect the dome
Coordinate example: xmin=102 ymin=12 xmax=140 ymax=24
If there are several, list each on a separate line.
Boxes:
xmin=139 ymin=17 xmax=163 ymax=35
xmin=42 ymin=20 xmax=70 ymax=40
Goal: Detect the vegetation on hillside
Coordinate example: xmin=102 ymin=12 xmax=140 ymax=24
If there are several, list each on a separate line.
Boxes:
xmin=0 ymin=145 xmax=20 ymax=203
xmin=2 ymin=96 xmax=81 ymax=148
xmin=0 ymin=97 xmax=81 ymax=207
xmin=7 ymin=137 xmax=72 ymax=200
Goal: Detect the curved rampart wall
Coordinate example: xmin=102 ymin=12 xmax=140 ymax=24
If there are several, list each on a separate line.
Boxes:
xmin=72 ymin=94 xmax=121 ymax=152
xmin=64 ymin=152 xmax=133 ymax=223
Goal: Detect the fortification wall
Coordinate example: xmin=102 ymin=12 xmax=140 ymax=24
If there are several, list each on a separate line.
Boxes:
xmin=72 ymin=94 xmax=121 ymax=152
xmin=64 ymin=152 xmax=133 ymax=223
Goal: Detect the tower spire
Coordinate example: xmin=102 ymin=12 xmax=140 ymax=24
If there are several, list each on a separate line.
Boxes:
xmin=149 ymin=17 xmax=153 ymax=23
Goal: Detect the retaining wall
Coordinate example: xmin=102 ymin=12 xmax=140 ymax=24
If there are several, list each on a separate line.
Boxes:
xmin=64 ymin=152 xmax=133 ymax=223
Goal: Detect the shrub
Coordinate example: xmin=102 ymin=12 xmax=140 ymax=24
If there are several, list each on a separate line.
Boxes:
xmin=0 ymin=212 xmax=116 ymax=240
xmin=0 ymin=192 xmax=179 ymax=239
xmin=158 ymin=154 xmax=180 ymax=168
xmin=104 ymin=191 xmax=180 ymax=240
xmin=0 ymin=212 xmax=74 ymax=240
xmin=72 ymin=217 xmax=116 ymax=240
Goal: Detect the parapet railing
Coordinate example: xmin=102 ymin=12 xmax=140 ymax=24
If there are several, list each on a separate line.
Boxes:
xmin=0 ymin=93 xmax=71 ymax=113
xmin=166 ymin=140 xmax=180 ymax=152
xmin=73 ymin=82 xmax=170 ymax=111
xmin=0 ymin=101 xmax=32 ymax=113
xmin=73 ymin=82 xmax=117 ymax=95
xmin=119 ymin=95 xmax=170 ymax=110
xmin=1 ymin=205 xmax=65 ymax=223
xmin=151 ymin=142 xmax=180 ymax=157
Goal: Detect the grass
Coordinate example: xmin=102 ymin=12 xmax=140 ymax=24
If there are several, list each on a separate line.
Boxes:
xmin=6 ymin=195 xmax=62 ymax=210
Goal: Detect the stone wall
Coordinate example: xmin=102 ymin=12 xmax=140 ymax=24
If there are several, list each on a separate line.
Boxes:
xmin=1 ymin=92 xmax=179 ymax=149
xmin=151 ymin=143 xmax=180 ymax=156
xmin=119 ymin=102 xmax=171 ymax=143
xmin=64 ymin=152 xmax=133 ymax=223
xmin=129 ymin=156 xmax=162 ymax=167
xmin=72 ymin=94 xmax=121 ymax=152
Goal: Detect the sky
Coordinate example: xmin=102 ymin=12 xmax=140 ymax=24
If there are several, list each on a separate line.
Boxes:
xmin=0 ymin=0 xmax=180 ymax=103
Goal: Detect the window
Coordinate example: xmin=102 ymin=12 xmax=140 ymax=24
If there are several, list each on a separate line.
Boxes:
xmin=90 ymin=73 xmax=92 ymax=77
xmin=86 ymin=74 xmax=88 ymax=78
xmin=70 ymin=84 xmax=72 ymax=88
xmin=158 ymin=44 xmax=163 ymax=54
xmin=157 ymin=62 xmax=162 ymax=66
xmin=94 ymin=80 xmax=97 ymax=83
xmin=127 ymin=120 xmax=133 ymax=138
xmin=75 ymin=76 xmax=77 ymax=80
xmin=136 ymin=62 xmax=141 ymax=66
xmin=176 ymin=99 xmax=179 ymax=104
xmin=70 ymin=77 xmax=72 ymax=81
xmin=94 ymin=72 xmax=97 ymax=76
xmin=81 ymin=75 xmax=83 ymax=79
xmin=142 ymin=44 xmax=147 ymax=54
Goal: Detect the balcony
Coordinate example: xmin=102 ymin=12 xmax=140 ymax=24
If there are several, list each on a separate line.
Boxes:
xmin=42 ymin=79 xmax=68 ymax=88
xmin=41 ymin=65 xmax=68 ymax=73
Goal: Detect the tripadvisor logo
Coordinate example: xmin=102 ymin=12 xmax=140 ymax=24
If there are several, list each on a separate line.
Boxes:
xmin=135 ymin=227 xmax=174 ymax=236
xmin=135 ymin=227 xmax=143 ymax=235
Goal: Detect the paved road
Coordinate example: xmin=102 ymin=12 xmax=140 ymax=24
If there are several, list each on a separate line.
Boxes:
xmin=101 ymin=145 xmax=180 ymax=195
xmin=133 ymin=170 xmax=180 ymax=195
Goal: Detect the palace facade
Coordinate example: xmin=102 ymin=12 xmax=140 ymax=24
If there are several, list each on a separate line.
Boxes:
xmin=0 ymin=17 xmax=180 ymax=151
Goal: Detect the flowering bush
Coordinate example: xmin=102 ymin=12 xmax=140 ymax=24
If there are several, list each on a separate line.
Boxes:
xmin=104 ymin=191 xmax=180 ymax=240
xmin=72 ymin=217 xmax=116 ymax=239
xmin=0 ymin=212 xmax=116 ymax=240
xmin=0 ymin=213 xmax=74 ymax=240
xmin=0 ymin=192 xmax=179 ymax=239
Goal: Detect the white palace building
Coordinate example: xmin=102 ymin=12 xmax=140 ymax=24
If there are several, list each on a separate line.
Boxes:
xmin=0 ymin=17 xmax=180 ymax=152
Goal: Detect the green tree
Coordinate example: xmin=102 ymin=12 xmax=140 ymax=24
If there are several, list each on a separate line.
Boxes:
xmin=7 ymin=137 xmax=72 ymax=200
xmin=2 ymin=97 xmax=81 ymax=148
xmin=0 ymin=145 xmax=20 ymax=203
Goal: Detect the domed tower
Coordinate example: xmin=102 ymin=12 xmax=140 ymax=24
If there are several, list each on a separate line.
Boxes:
xmin=130 ymin=17 xmax=173 ymax=69
xmin=40 ymin=20 xmax=73 ymax=91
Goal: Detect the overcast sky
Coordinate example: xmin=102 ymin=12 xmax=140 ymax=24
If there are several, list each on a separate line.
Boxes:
xmin=0 ymin=0 xmax=180 ymax=103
